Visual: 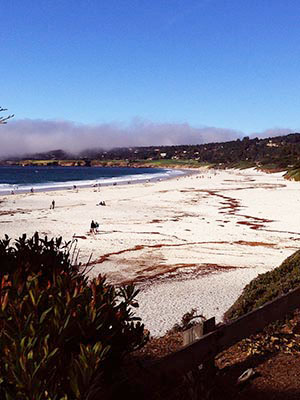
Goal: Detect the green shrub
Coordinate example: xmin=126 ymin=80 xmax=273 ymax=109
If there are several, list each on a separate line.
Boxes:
xmin=224 ymin=249 xmax=300 ymax=321
xmin=0 ymin=233 xmax=148 ymax=399
xmin=284 ymin=168 xmax=300 ymax=181
xmin=169 ymin=308 xmax=205 ymax=333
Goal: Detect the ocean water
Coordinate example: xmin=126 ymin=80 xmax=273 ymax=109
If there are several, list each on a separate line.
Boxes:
xmin=0 ymin=166 xmax=183 ymax=193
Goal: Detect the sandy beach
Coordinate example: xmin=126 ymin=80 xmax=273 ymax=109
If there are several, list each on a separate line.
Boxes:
xmin=1 ymin=167 xmax=299 ymax=336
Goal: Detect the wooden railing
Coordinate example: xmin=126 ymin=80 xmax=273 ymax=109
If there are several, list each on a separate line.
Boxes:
xmin=144 ymin=286 xmax=300 ymax=378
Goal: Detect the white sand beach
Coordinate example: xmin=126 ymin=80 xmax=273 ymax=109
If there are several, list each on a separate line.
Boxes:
xmin=1 ymin=168 xmax=299 ymax=336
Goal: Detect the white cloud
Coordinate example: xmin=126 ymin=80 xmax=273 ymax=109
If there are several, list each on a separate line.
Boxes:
xmin=0 ymin=118 xmax=242 ymax=158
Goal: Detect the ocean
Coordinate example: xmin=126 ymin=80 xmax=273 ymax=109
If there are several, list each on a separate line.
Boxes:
xmin=0 ymin=166 xmax=183 ymax=194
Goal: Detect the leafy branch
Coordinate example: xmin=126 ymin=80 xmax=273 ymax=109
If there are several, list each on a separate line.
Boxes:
xmin=0 ymin=106 xmax=14 ymax=124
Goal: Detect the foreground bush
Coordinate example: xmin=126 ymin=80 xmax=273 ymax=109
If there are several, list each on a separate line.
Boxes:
xmin=0 ymin=233 xmax=148 ymax=399
xmin=224 ymin=249 xmax=300 ymax=321
xmin=285 ymin=167 xmax=300 ymax=181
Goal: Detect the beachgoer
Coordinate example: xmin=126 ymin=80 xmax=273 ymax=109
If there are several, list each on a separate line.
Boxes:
xmin=30 ymin=188 xmax=34 ymax=193
xmin=90 ymin=220 xmax=96 ymax=234
xmin=51 ymin=200 xmax=55 ymax=209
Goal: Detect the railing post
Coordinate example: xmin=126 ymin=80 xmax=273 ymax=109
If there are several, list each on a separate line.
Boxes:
xmin=185 ymin=317 xmax=217 ymax=399
xmin=203 ymin=317 xmax=216 ymax=335
xmin=183 ymin=317 xmax=216 ymax=346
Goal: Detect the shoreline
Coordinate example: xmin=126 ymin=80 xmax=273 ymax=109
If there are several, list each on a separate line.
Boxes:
xmin=0 ymin=167 xmax=299 ymax=336
xmin=0 ymin=166 xmax=191 ymax=195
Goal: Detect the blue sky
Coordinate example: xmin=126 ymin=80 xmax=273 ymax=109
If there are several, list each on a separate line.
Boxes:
xmin=1 ymin=0 xmax=300 ymax=153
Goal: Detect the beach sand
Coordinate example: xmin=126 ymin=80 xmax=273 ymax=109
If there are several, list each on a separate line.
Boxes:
xmin=1 ymin=168 xmax=299 ymax=336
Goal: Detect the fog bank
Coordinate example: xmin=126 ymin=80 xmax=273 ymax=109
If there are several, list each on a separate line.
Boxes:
xmin=0 ymin=118 xmax=294 ymax=158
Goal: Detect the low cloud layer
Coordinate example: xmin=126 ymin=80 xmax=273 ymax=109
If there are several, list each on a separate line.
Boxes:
xmin=0 ymin=119 xmax=242 ymax=158
xmin=0 ymin=118 xmax=296 ymax=158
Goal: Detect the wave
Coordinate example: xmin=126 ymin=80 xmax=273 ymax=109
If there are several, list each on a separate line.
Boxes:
xmin=0 ymin=169 xmax=184 ymax=194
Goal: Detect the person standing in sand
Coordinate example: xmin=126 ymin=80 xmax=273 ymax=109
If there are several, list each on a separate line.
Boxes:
xmin=90 ymin=220 xmax=96 ymax=234
xmin=50 ymin=200 xmax=55 ymax=209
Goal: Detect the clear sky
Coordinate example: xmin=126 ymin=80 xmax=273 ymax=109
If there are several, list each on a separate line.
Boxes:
xmin=1 ymin=0 xmax=300 ymax=153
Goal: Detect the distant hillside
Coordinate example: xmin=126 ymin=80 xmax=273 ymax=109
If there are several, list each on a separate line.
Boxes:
xmin=82 ymin=132 xmax=300 ymax=169
xmin=2 ymin=133 xmax=300 ymax=175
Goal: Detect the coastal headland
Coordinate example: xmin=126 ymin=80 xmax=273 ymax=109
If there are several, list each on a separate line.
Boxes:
xmin=0 ymin=167 xmax=299 ymax=336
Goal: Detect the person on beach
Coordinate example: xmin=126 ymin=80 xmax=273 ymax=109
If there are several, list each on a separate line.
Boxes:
xmin=90 ymin=220 xmax=96 ymax=234
xmin=50 ymin=200 xmax=55 ymax=209
xmin=30 ymin=188 xmax=34 ymax=193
